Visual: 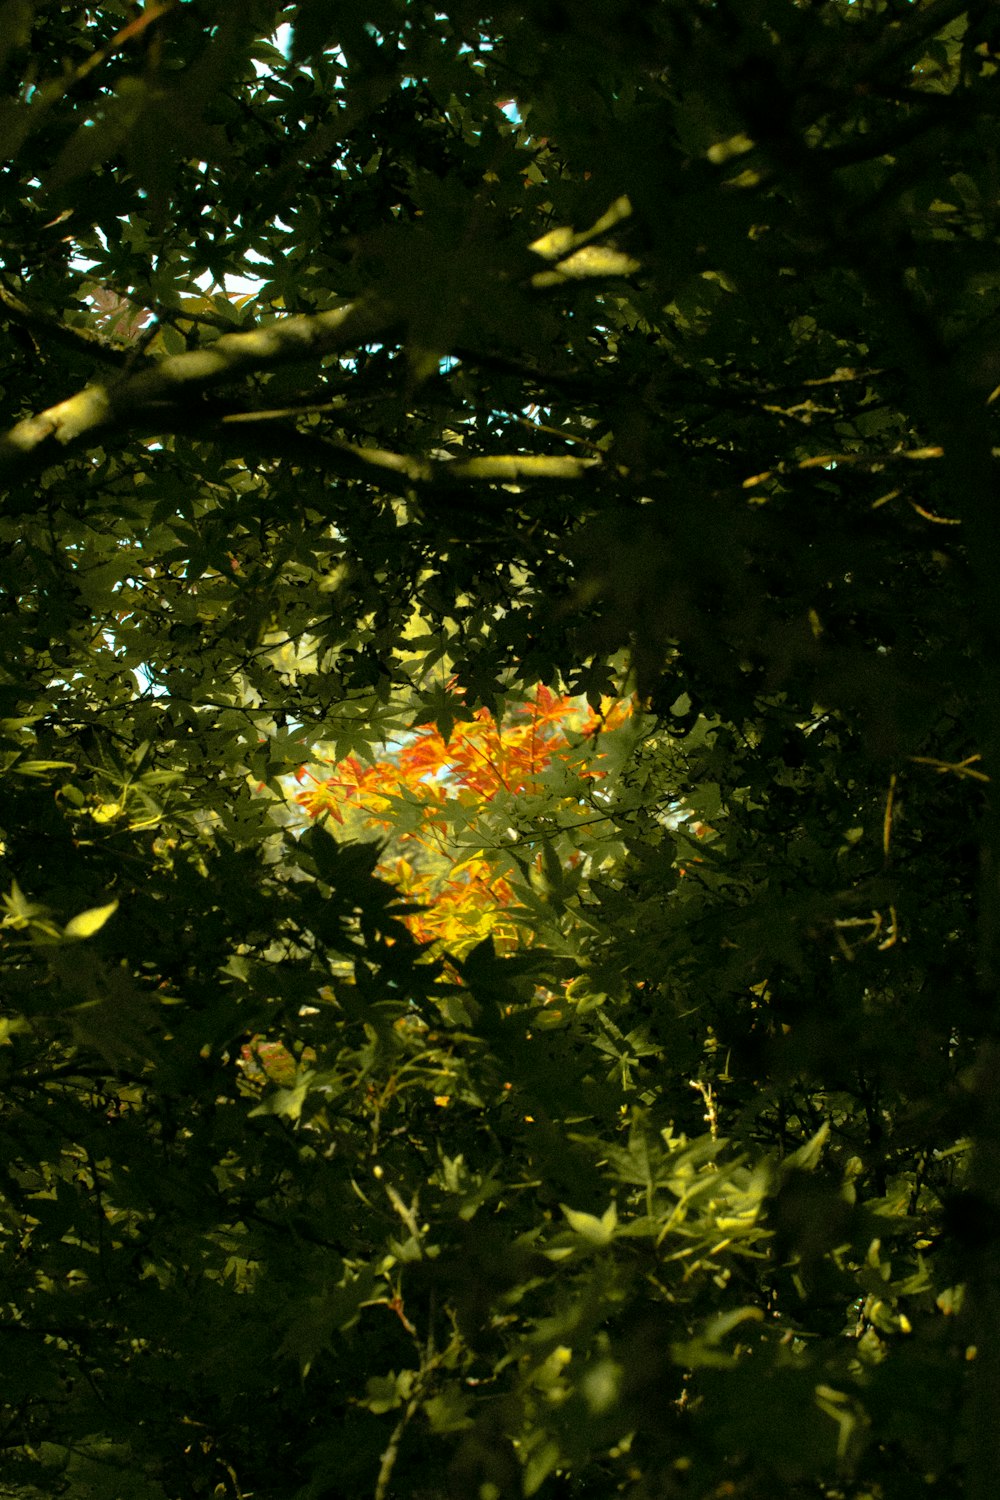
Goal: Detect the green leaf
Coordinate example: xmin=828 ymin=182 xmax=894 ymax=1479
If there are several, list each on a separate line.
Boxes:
xmin=783 ymin=1123 xmax=830 ymax=1173
xmin=247 ymin=1075 xmax=314 ymax=1122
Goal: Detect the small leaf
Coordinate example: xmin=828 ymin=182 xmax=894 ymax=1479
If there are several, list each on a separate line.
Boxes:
xmin=89 ymin=801 xmax=124 ymax=823
xmin=2 ymin=879 xmax=37 ymax=927
xmin=363 ymin=1375 xmax=402 ymax=1415
xmin=248 ymin=1076 xmax=313 ymax=1121
xmin=64 ymin=899 xmax=119 ymax=940
xmin=702 ymin=1306 xmax=765 ymax=1343
xmin=12 ymin=759 xmax=77 ymax=776
xmin=784 ymin=1122 xmax=830 ymax=1172
xmin=0 ymin=1015 xmax=29 ymax=1045
xmin=560 ymin=1200 xmax=617 ymax=1245
xmin=707 ymin=132 xmax=755 ymax=164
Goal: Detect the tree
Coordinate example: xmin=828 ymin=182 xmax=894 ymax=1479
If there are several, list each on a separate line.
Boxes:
xmin=2 ymin=2 xmax=1000 ymax=1496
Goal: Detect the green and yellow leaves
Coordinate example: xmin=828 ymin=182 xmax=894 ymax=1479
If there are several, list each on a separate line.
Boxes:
xmin=0 ymin=0 xmax=990 ymax=1496
xmin=1 ymin=878 xmax=50 ymax=934
xmin=529 ymin=195 xmax=639 ymax=287
xmin=1 ymin=882 xmax=116 ymax=944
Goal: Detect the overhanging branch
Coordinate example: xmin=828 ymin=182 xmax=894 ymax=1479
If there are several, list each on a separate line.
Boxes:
xmin=0 ymin=290 xmax=604 ymax=495
xmin=169 ymin=413 xmax=604 ymax=493
xmin=0 ymin=294 xmax=398 ymax=479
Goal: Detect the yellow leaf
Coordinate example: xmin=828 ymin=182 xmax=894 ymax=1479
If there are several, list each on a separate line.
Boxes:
xmin=707 ymin=132 xmax=754 ymax=164
xmin=560 ymin=1201 xmax=617 ymax=1245
xmin=90 ymin=801 xmax=124 ymax=823
xmin=64 ymin=899 xmax=119 ymax=940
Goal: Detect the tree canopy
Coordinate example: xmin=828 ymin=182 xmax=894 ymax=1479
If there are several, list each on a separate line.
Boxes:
xmin=2 ymin=2 xmax=1000 ymax=1497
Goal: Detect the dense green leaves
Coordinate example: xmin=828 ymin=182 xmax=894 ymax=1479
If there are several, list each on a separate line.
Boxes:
xmin=2 ymin=1 xmax=1000 ymax=1497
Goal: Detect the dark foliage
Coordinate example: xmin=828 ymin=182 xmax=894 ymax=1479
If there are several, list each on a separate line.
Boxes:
xmin=2 ymin=3 xmax=999 ymax=1497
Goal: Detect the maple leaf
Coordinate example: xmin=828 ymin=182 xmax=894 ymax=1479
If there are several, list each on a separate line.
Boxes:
xmin=294 ymin=686 xmax=633 ymax=959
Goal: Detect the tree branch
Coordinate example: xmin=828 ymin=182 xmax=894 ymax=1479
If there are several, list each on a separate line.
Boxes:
xmin=0 ymin=295 xmax=398 ymax=479
xmin=0 ymin=282 xmax=147 ymax=372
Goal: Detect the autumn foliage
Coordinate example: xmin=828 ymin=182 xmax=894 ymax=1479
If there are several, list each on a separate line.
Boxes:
xmin=293 ymin=685 xmax=632 ymax=956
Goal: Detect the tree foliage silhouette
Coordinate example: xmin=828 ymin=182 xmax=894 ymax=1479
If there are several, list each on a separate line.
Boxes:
xmin=2 ymin=3 xmax=1000 ymax=1498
